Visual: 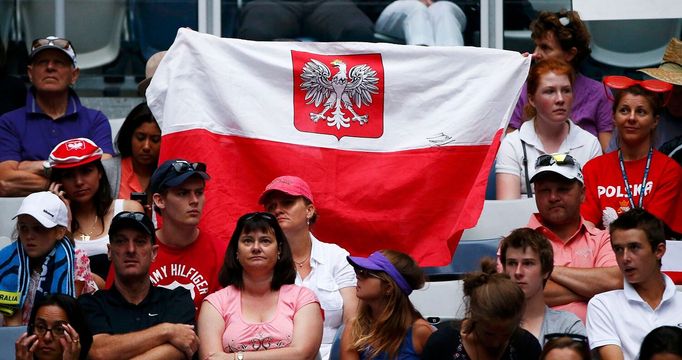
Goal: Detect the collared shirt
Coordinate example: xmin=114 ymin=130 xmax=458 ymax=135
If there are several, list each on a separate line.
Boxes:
xmin=0 ymin=87 xmax=113 ymax=162
xmin=295 ymin=233 xmax=356 ymax=359
xmin=77 ymin=283 xmax=195 ymax=335
xmin=528 ymin=214 xmax=616 ymax=322
xmin=509 ymin=73 xmax=614 ymax=136
xmin=496 ymin=119 xmax=602 ymax=195
xmin=587 ymin=274 xmax=682 ymax=360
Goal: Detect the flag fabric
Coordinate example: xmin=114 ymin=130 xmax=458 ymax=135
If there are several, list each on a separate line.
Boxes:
xmin=147 ymin=28 xmax=530 ymax=266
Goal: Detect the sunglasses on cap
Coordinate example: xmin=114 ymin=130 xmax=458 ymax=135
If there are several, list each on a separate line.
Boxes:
xmin=603 ymin=75 xmax=673 ymax=105
xmin=31 ymin=37 xmax=74 ymax=52
xmin=535 ymin=153 xmax=577 ymax=168
xmin=170 ymin=160 xmax=207 ymax=174
xmin=114 ymin=211 xmax=154 ymax=232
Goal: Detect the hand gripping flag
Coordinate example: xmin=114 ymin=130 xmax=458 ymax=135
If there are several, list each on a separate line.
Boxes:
xmin=147 ymin=29 xmax=530 ymax=266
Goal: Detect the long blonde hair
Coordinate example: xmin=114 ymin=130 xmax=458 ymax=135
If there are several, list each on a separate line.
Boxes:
xmin=350 ymin=250 xmax=425 ymax=359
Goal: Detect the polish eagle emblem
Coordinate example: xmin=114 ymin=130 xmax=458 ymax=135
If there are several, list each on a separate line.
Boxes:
xmin=300 ymin=59 xmax=379 ymax=130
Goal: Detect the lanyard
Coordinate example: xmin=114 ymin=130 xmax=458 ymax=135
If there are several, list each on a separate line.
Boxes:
xmin=618 ymin=147 xmax=653 ymax=209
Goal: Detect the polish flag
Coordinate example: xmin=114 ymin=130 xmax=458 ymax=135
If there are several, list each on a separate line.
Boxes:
xmin=147 ymin=29 xmax=530 ymax=266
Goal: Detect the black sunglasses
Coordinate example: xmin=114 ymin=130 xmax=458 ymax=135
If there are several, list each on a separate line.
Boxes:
xmin=114 ymin=211 xmax=154 ymax=234
xmin=31 ymin=37 xmax=74 ymax=52
xmin=535 ymin=153 xmax=577 ymax=168
xmin=243 ymin=212 xmax=277 ymax=222
xmin=354 ymin=268 xmax=382 ymax=279
xmin=544 ymin=333 xmax=588 ymax=344
xmin=170 ymin=160 xmax=207 ymax=174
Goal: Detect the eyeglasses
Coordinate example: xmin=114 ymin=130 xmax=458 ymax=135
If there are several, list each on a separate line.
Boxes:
xmin=31 ymin=37 xmax=74 ymax=52
xmin=535 ymin=153 xmax=577 ymax=168
xmin=355 ymin=268 xmax=382 ymax=279
xmin=243 ymin=212 xmax=277 ymax=222
xmin=544 ymin=333 xmax=588 ymax=344
xmin=170 ymin=160 xmax=207 ymax=174
xmin=603 ymin=75 xmax=673 ymax=105
xmin=34 ymin=322 xmax=68 ymax=338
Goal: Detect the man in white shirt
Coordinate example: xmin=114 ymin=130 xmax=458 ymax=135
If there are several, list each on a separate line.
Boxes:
xmin=587 ymin=208 xmax=682 ymax=360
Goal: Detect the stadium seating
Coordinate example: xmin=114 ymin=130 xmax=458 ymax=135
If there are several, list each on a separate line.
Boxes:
xmin=19 ymin=0 xmax=126 ymax=70
xmin=110 ymin=117 xmax=125 ymax=145
xmin=0 ymin=325 xmax=26 ymax=360
xmin=130 ymin=0 xmax=198 ymax=60
xmin=0 ymin=196 xmax=24 ymax=239
xmin=585 ymin=18 xmax=682 ymax=68
xmin=0 ymin=0 xmax=12 ymax=52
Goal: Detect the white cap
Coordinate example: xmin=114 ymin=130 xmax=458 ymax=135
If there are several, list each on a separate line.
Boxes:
xmin=13 ymin=192 xmax=69 ymax=228
xmin=530 ymin=153 xmax=584 ymax=184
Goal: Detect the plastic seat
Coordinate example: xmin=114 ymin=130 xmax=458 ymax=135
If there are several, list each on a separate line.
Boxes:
xmin=585 ymin=18 xmax=682 ymax=68
xmin=461 ymin=198 xmax=537 ymax=241
xmin=130 ymin=0 xmax=198 ymax=61
xmin=0 ymin=196 xmax=24 ymax=239
xmin=0 ymin=0 xmax=13 ymax=51
xmin=19 ymin=0 xmax=126 ymax=70
xmin=0 ymin=326 xmax=26 ymax=360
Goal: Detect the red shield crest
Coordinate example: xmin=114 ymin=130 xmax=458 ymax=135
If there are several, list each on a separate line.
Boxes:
xmin=292 ymin=51 xmax=384 ymax=140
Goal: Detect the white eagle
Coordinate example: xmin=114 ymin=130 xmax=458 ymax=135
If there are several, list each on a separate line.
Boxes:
xmin=300 ymin=59 xmax=379 ymax=130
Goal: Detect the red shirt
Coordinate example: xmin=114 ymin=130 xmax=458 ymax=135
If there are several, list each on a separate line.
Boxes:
xmin=582 ymin=150 xmax=682 ymax=233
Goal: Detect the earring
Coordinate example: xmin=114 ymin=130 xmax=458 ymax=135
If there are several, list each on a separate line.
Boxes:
xmin=306 ymin=217 xmax=310 ymax=225
xmin=277 ymin=253 xmax=281 ymax=260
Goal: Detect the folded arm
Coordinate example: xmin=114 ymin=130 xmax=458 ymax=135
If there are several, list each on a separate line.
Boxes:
xmin=550 ymin=266 xmax=622 ymax=299
xmin=88 ymin=323 xmax=196 ymax=360
xmin=0 ymin=160 xmax=49 ymax=196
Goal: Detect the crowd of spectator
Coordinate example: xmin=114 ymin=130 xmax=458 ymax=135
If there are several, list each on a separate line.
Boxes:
xmin=1 ymin=5 xmax=682 ymax=360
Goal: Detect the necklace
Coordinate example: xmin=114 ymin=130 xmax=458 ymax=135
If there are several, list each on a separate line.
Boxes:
xmin=79 ymin=215 xmax=99 ymax=241
xmin=293 ymin=254 xmax=310 ymax=268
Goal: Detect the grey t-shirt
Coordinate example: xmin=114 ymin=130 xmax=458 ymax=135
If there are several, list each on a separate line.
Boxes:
xmin=539 ymin=306 xmax=587 ymax=344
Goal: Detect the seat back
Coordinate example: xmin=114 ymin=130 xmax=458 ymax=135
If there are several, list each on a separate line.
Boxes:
xmin=0 ymin=0 xmax=13 ymax=51
xmin=20 ymin=0 xmax=126 ymax=69
xmin=0 ymin=326 xmax=26 ymax=360
xmin=0 ymin=197 xmax=24 ymax=239
xmin=586 ymin=18 xmax=682 ymax=68
xmin=131 ymin=0 xmax=198 ymax=60
xmin=461 ymin=198 xmax=537 ymax=241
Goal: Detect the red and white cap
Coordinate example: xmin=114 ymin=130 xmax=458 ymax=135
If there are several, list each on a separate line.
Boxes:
xmin=47 ymin=138 xmax=103 ymax=169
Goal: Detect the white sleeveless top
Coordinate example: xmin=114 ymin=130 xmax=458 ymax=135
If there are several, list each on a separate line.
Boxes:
xmin=75 ymin=199 xmax=124 ymax=257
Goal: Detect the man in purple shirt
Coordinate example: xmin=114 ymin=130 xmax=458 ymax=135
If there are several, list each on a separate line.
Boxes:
xmin=0 ymin=36 xmax=113 ymax=196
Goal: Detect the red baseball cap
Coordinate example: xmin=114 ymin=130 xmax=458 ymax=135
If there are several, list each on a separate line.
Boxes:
xmin=47 ymin=138 xmax=103 ymax=169
xmin=259 ymin=175 xmax=314 ymax=204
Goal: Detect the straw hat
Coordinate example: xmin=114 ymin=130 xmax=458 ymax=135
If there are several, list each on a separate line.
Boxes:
xmin=639 ymin=38 xmax=682 ymax=86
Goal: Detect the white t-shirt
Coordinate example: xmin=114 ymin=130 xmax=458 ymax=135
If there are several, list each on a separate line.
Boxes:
xmin=296 ymin=233 xmax=356 ymax=360
xmin=587 ymin=274 xmax=682 ymax=360
xmin=496 ymin=119 xmax=602 ymax=195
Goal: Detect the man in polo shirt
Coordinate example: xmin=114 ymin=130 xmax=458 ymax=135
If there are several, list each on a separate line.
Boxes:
xmin=0 ymin=36 xmax=113 ymax=197
xmin=587 ymin=208 xmax=682 ymax=360
xmin=78 ymin=211 xmax=198 ymax=360
xmin=527 ymin=153 xmax=622 ymax=323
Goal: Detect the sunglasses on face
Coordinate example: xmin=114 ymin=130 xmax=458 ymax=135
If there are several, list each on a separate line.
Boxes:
xmin=535 ymin=153 xmax=577 ymax=168
xmin=170 ymin=160 xmax=207 ymax=174
xmin=355 ymin=268 xmax=382 ymax=279
xmin=31 ymin=37 xmax=74 ymax=52
xmin=33 ymin=322 xmax=68 ymax=338
xmin=603 ymin=75 xmax=673 ymax=105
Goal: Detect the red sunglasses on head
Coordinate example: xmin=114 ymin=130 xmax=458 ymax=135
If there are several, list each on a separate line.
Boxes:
xmin=603 ymin=75 xmax=673 ymax=105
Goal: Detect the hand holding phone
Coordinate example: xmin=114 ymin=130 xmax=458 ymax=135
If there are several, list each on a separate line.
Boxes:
xmin=131 ymin=192 xmax=148 ymax=206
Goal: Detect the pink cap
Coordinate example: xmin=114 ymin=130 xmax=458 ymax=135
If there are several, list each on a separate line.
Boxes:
xmin=47 ymin=138 xmax=103 ymax=169
xmin=259 ymin=176 xmax=314 ymax=204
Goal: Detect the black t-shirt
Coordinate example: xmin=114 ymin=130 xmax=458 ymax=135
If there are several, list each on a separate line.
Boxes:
xmin=78 ymin=283 xmax=195 ymax=335
xmin=421 ymin=321 xmax=541 ymax=360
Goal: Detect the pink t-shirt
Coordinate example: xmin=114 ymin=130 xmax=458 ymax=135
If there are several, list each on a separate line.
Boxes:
xmin=528 ymin=214 xmax=616 ymax=323
xmin=204 ymin=284 xmax=319 ymax=353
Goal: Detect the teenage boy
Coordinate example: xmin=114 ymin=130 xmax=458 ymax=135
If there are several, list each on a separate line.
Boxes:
xmin=147 ymin=159 xmax=226 ymax=311
xmin=587 ymin=208 xmax=682 ymax=360
xmin=500 ymin=227 xmax=585 ymax=345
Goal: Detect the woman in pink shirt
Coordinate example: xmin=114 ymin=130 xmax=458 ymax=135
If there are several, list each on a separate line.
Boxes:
xmin=198 ymin=212 xmax=323 ymax=359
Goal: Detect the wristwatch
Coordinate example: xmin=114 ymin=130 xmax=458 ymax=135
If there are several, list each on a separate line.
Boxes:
xmin=42 ymin=161 xmax=52 ymax=178
xmin=235 ymin=352 xmax=245 ymax=360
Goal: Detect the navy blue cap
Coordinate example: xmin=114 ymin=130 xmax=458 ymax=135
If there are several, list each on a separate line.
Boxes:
xmin=109 ymin=211 xmax=156 ymax=244
xmin=150 ymin=159 xmax=210 ymax=194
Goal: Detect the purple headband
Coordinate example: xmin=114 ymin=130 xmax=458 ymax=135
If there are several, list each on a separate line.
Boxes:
xmin=347 ymin=251 xmax=413 ymax=295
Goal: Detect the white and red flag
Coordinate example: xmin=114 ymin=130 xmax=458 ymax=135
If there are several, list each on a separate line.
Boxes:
xmin=147 ymin=29 xmax=530 ymax=266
